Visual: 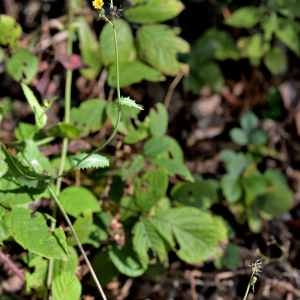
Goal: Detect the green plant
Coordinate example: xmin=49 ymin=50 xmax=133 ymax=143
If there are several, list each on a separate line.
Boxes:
xmin=185 ymin=1 xmax=300 ymax=93
xmin=220 ymin=112 xmax=293 ymax=232
xmin=0 ymin=2 xmax=227 ymax=299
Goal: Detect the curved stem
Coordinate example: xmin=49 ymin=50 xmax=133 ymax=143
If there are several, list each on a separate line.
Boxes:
xmin=48 ymin=187 xmax=107 ymax=300
xmin=70 ymin=17 xmax=122 ymax=168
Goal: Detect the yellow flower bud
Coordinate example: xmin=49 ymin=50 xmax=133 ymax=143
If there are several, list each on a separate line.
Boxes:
xmin=92 ymin=0 xmax=104 ymax=10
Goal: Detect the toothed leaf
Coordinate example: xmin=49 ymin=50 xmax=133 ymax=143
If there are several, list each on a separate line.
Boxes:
xmin=118 ymin=97 xmax=143 ymax=111
xmin=70 ymin=153 xmax=109 ymax=170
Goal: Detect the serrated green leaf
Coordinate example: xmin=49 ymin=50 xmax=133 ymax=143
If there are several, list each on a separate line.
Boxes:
xmin=118 ymin=97 xmax=143 ymax=110
xmin=1 ymin=145 xmax=52 ymax=189
xmin=153 ymin=207 xmax=227 ymax=263
xmin=108 ymin=60 xmax=164 ymax=87
xmin=6 ymin=49 xmax=38 ymax=83
xmin=21 ymin=83 xmax=47 ymax=129
xmin=125 ymin=0 xmax=184 ymax=23
xmin=137 ymin=24 xmax=190 ymax=76
xmin=100 ymin=19 xmax=136 ymax=66
xmin=109 ymin=245 xmax=146 ymax=277
xmin=225 ymin=6 xmax=262 ymax=28
xmin=76 ymin=17 xmax=102 ymax=79
xmin=133 ymin=219 xmax=168 ymax=266
xmin=70 ymin=99 xmax=106 ymax=137
xmin=0 ymin=15 xmax=22 ymax=48
xmin=70 ymin=153 xmax=109 ymax=170
xmin=149 ymin=103 xmax=168 ymax=137
xmin=52 ymin=272 xmax=81 ymax=300
xmin=8 ymin=208 xmax=67 ymax=259
xmin=59 ymin=186 xmax=100 ymax=217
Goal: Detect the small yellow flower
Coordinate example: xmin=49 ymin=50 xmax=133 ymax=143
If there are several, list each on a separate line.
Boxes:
xmin=92 ymin=0 xmax=104 ymax=10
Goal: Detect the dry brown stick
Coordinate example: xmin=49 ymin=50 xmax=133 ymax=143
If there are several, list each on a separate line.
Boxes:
xmin=164 ymin=70 xmax=185 ymax=108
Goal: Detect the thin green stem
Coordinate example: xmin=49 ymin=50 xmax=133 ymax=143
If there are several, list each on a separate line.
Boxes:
xmin=242 ymin=272 xmax=254 ymax=300
xmin=71 ymin=16 xmax=122 ymax=168
xmin=46 ymin=25 xmax=74 ymax=294
xmin=48 ymin=187 xmax=107 ymax=300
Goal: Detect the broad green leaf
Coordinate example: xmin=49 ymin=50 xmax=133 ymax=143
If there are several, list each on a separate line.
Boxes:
xmin=275 ymin=18 xmax=300 ymax=55
xmin=59 ymin=186 xmax=100 ymax=217
xmin=220 ymin=243 xmax=240 ymax=270
xmin=225 ymin=7 xmax=262 ymax=28
xmin=221 ymin=174 xmax=242 ymax=203
xmin=255 ymin=170 xmax=293 ymax=217
xmin=52 ymin=272 xmax=81 ymax=300
xmin=8 ymin=208 xmax=67 ymax=259
xmin=241 ymin=111 xmax=259 ymax=131
xmin=21 ymin=83 xmax=47 ymax=129
xmin=118 ymin=97 xmax=143 ymax=110
xmin=48 ymin=122 xmax=81 ymax=139
xmin=0 ymin=191 xmax=33 ymax=208
xmin=249 ymin=129 xmax=268 ymax=145
xmin=242 ymin=171 xmax=267 ymax=206
xmin=70 ymin=214 xmax=101 ymax=247
xmin=152 ymin=157 xmax=193 ymax=182
xmin=134 ymin=169 xmax=168 ymax=211
xmin=6 ymin=49 xmax=38 ymax=83
xmin=53 ymin=246 xmax=78 ymax=278
xmin=149 ymin=103 xmax=168 ymax=137
xmin=0 ymin=152 xmax=8 ymax=178
xmin=92 ymin=252 xmax=119 ymax=285
xmin=264 ymin=46 xmax=287 ymax=75
xmin=25 ymin=256 xmax=48 ymax=293
xmin=76 ymin=17 xmax=102 ymax=79
xmin=109 ymin=245 xmax=146 ymax=277
xmin=220 ymin=150 xmax=252 ymax=178
xmin=108 ymin=60 xmax=164 ymax=87
xmin=21 ymin=140 xmax=54 ymax=175
xmin=153 ymin=207 xmax=227 ymax=263
xmin=125 ymin=0 xmax=184 ymax=23
xmin=137 ymin=24 xmax=190 ymax=76
xmin=171 ymin=178 xmax=219 ymax=209
xmin=133 ymin=219 xmax=168 ymax=266
xmin=237 ymin=34 xmax=266 ymax=65
xmin=0 ymin=15 xmax=22 ymax=48
xmin=184 ymin=61 xmax=224 ymax=93
xmin=70 ymin=99 xmax=106 ymax=137
xmin=189 ymin=29 xmax=239 ymax=63
xmin=120 ymin=155 xmax=145 ymax=180
xmin=70 ymin=153 xmax=109 ymax=170
xmin=100 ymin=19 xmax=136 ymax=65
xmin=15 ymin=122 xmax=37 ymax=141
xmin=230 ymin=128 xmax=248 ymax=145
xmin=0 ymin=207 xmax=9 ymax=244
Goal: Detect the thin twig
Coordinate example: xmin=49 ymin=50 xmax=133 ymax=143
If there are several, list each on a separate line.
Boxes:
xmin=48 ymin=187 xmax=107 ymax=300
xmin=164 ymin=70 xmax=185 ymax=108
